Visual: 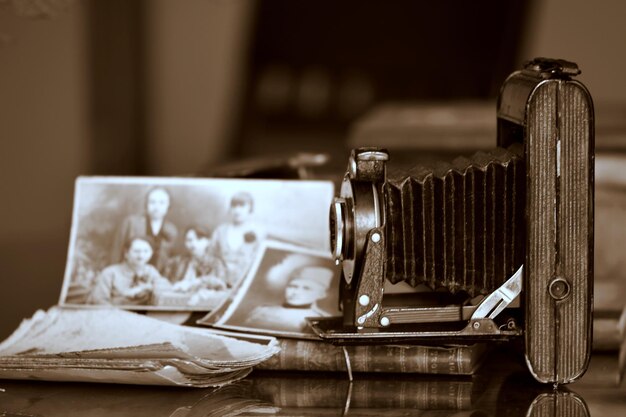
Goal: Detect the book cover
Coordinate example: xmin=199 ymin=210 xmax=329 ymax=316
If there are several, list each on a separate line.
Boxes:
xmin=256 ymin=338 xmax=487 ymax=375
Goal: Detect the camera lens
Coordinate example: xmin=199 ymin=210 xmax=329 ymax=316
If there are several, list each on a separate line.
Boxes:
xmin=330 ymin=198 xmax=346 ymax=262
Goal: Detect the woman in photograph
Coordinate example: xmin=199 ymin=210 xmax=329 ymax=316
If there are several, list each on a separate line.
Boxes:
xmin=111 ymin=186 xmax=178 ymax=272
xmin=243 ymin=265 xmax=334 ymax=333
xmin=88 ymin=235 xmax=172 ymax=306
xmin=211 ymin=192 xmax=266 ymax=287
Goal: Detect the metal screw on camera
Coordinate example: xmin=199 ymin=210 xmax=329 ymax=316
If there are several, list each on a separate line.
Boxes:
xmin=359 ymin=294 xmax=370 ymax=306
xmin=548 ymin=277 xmax=571 ymax=301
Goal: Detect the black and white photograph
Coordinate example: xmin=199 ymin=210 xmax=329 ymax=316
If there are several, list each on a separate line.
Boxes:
xmin=59 ymin=177 xmax=334 ymax=311
xmin=203 ymin=240 xmax=341 ymax=339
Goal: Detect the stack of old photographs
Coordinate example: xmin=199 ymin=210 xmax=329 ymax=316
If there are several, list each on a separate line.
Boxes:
xmin=0 ymin=176 xmax=336 ymax=386
xmin=0 ymin=307 xmax=279 ymax=387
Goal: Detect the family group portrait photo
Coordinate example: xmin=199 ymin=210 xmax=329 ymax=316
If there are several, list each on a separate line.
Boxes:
xmin=204 ymin=240 xmax=341 ymax=338
xmin=59 ymin=177 xmax=334 ymax=311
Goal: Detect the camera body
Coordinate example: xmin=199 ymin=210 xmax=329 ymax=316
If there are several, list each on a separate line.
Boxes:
xmin=311 ymin=58 xmax=594 ymax=384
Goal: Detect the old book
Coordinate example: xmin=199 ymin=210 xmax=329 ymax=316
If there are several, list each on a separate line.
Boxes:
xmin=256 ymin=338 xmax=486 ymax=375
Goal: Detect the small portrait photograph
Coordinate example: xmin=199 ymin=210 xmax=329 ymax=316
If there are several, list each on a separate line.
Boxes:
xmin=202 ymin=240 xmax=341 ymax=339
xmin=59 ymin=177 xmax=334 ymax=311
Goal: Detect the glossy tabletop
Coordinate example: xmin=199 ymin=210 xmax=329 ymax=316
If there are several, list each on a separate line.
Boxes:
xmin=1 ymin=347 xmax=624 ymax=417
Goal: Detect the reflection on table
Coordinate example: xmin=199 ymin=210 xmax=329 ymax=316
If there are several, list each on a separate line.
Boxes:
xmin=1 ymin=348 xmax=624 ymax=416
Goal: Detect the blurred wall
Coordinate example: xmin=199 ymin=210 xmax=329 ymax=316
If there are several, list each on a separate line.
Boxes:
xmin=0 ymin=3 xmax=90 ymax=339
xmin=520 ymin=0 xmax=626 ymax=102
xmin=145 ymin=0 xmax=253 ymax=175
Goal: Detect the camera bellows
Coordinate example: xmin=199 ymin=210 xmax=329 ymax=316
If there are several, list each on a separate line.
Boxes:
xmin=385 ymin=143 xmax=525 ymax=296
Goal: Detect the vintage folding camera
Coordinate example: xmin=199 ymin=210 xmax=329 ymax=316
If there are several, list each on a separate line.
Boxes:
xmin=310 ymin=58 xmax=594 ymax=384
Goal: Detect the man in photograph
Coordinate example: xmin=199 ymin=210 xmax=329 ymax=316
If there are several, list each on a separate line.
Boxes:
xmin=243 ymin=265 xmax=333 ymax=333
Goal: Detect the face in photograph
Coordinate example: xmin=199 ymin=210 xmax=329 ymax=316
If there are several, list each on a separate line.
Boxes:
xmin=229 ymin=192 xmax=253 ymax=225
xmin=184 ymin=228 xmax=211 ymax=259
xmin=125 ymin=237 xmax=154 ymax=270
xmin=284 ymin=266 xmax=331 ymax=308
xmin=145 ymin=187 xmax=171 ymax=220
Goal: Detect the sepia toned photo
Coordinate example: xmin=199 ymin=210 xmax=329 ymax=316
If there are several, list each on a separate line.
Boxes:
xmin=59 ymin=177 xmax=334 ymax=311
xmin=202 ymin=240 xmax=341 ymax=339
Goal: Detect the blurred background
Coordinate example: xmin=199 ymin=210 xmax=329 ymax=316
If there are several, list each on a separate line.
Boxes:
xmin=1 ymin=0 xmax=626 ymax=339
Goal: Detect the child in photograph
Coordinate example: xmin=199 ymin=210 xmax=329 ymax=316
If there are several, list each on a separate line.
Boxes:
xmin=243 ymin=265 xmax=333 ymax=333
xmin=89 ymin=236 xmax=172 ymax=306
xmin=111 ymin=186 xmax=178 ymax=273
xmin=212 ymin=192 xmax=266 ymax=287
xmin=166 ymin=225 xmax=227 ymax=291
